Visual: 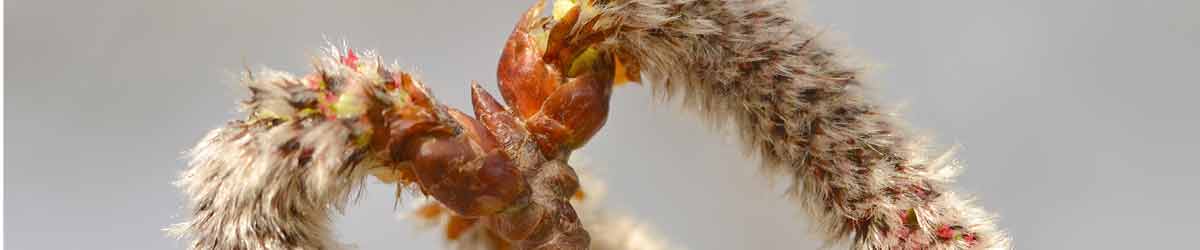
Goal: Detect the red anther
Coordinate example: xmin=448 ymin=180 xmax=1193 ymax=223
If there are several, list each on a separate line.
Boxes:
xmin=341 ymin=48 xmax=359 ymax=69
xmin=936 ymin=224 xmax=955 ymax=239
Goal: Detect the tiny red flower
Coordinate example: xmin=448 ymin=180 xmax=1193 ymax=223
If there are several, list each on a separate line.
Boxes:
xmin=341 ymin=48 xmax=359 ymax=70
xmin=936 ymin=224 xmax=955 ymax=239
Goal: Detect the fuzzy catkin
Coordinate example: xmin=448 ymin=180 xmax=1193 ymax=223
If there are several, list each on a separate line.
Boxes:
xmin=588 ymin=0 xmax=1010 ymax=249
xmin=170 ymin=48 xmax=425 ymax=250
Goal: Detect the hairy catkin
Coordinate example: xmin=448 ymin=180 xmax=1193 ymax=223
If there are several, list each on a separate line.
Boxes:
xmin=591 ymin=0 xmax=1010 ymax=249
xmin=170 ymin=48 xmax=423 ymax=250
xmin=171 ymin=121 xmax=364 ymax=249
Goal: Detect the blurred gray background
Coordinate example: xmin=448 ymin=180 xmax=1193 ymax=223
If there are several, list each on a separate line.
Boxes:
xmin=7 ymin=0 xmax=1199 ymax=249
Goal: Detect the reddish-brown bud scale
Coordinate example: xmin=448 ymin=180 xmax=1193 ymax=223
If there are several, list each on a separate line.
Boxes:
xmin=494 ymin=3 xmax=617 ymax=158
xmin=486 ymin=198 xmax=588 ymax=250
xmin=474 ymin=152 xmax=529 ymax=213
xmin=470 ymin=83 xmax=544 ymax=167
xmin=448 ymin=108 xmax=500 ymax=151
xmin=544 ymin=5 xmax=581 ymax=70
xmin=388 ymin=105 xmax=530 ymax=217
xmin=532 ymin=70 xmax=613 ymax=151
xmin=497 ymin=4 xmax=559 ymax=119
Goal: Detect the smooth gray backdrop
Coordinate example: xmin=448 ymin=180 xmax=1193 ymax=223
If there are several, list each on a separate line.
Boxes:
xmin=7 ymin=0 xmax=1199 ymax=249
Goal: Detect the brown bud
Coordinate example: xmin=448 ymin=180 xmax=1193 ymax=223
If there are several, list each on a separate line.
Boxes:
xmin=470 ymin=82 xmax=509 ymax=121
xmin=471 ymin=83 xmax=545 ymax=165
xmin=401 ymin=135 xmax=528 ymax=217
xmin=529 ymin=69 xmax=614 ymax=152
xmin=497 ymin=2 xmax=560 ymax=119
